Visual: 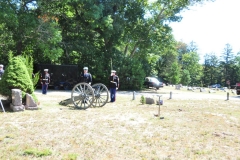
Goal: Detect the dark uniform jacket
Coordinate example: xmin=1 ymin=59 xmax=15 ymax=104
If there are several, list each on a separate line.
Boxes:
xmin=80 ymin=73 xmax=92 ymax=83
xmin=41 ymin=73 xmax=50 ymax=84
xmin=109 ymin=75 xmax=119 ymax=88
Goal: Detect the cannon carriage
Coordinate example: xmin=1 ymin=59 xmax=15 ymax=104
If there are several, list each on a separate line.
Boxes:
xmin=71 ymin=82 xmax=109 ymax=109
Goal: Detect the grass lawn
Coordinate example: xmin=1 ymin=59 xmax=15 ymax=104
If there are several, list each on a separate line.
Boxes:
xmin=0 ymin=87 xmax=240 ymax=160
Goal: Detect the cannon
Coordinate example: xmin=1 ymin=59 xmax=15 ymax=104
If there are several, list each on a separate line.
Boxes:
xmin=71 ymin=82 xmax=109 ymax=109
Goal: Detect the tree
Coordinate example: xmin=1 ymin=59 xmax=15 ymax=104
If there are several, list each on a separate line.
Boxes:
xmin=156 ymin=43 xmax=179 ymax=81
xmin=0 ymin=0 xmax=63 ymax=63
xmin=167 ymin=61 xmax=181 ymax=84
xmin=202 ymin=53 xmax=219 ymax=86
xmin=232 ymin=52 xmax=240 ymax=84
xmin=220 ymin=43 xmax=235 ymax=85
xmin=0 ymin=54 xmax=37 ymax=101
xmin=0 ymin=0 xmax=214 ymax=90
xmin=180 ymin=69 xmax=191 ymax=85
xmin=187 ymin=41 xmax=198 ymax=53
xmin=182 ymin=51 xmax=202 ymax=85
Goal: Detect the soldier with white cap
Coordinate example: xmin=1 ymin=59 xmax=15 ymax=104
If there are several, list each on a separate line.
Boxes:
xmin=80 ymin=67 xmax=92 ymax=85
xmin=109 ymin=70 xmax=119 ymax=102
xmin=40 ymin=69 xmax=50 ymax=94
xmin=0 ymin=64 xmax=4 ymax=79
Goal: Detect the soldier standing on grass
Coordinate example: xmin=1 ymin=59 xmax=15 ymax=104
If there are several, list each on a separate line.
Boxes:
xmin=80 ymin=67 xmax=92 ymax=85
xmin=109 ymin=70 xmax=119 ymax=102
xmin=41 ymin=69 xmax=50 ymax=94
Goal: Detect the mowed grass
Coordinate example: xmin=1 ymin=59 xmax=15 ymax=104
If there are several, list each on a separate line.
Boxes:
xmin=0 ymin=88 xmax=240 ymax=160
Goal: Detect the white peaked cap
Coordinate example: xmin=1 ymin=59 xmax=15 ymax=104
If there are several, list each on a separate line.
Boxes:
xmin=44 ymin=69 xmax=48 ymax=71
xmin=83 ymin=67 xmax=88 ymax=70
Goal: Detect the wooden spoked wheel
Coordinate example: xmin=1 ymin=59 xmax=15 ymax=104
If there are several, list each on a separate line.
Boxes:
xmin=91 ymin=83 xmax=109 ymax=107
xmin=71 ymin=83 xmax=94 ymax=109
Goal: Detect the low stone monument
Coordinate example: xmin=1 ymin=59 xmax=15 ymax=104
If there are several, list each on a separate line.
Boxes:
xmin=25 ymin=93 xmax=38 ymax=110
xmin=200 ymin=88 xmax=205 ymax=92
xmin=209 ymin=89 xmax=216 ymax=93
xmin=145 ymin=97 xmax=155 ymax=104
xmin=10 ymin=89 xmax=25 ymax=112
xmin=175 ymin=85 xmax=181 ymax=90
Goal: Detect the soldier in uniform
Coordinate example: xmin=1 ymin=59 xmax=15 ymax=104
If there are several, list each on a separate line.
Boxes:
xmin=80 ymin=67 xmax=92 ymax=85
xmin=0 ymin=64 xmax=4 ymax=80
xmin=41 ymin=69 xmax=50 ymax=94
xmin=109 ymin=70 xmax=119 ymax=102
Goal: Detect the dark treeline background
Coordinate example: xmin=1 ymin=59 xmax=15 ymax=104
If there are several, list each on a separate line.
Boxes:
xmin=1 ymin=0 xmax=239 ymax=90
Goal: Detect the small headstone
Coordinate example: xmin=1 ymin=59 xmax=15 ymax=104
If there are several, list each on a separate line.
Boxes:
xmin=12 ymin=89 xmax=22 ymax=106
xmin=25 ymin=93 xmax=38 ymax=110
xmin=209 ymin=90 xmax=216 ymax=93
xmin=200 ymin=88 xmax=205 ymax=92
xmin=145 ymin=97 xmax=155 ymax=104
xmin=11 ymin=89 xmax=24 ymax=112
xmin=175 ymin=85 xmax=180 ymax=90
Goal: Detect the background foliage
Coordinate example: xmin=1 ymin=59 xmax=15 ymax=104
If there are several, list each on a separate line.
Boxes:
xmin=2 ymin=0 xmax=239 ymax=90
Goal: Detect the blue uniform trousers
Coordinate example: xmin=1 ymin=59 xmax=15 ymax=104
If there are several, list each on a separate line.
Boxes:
xmin=42 ymin=84 xmax=48 ymax=94
xmin=110 ymin=88 xmax=116 ymax=102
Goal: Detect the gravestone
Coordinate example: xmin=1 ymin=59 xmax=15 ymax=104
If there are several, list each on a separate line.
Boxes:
xmin=25 ymin=93 xmax=38 ymax=110
xmin=10 ymin=89 xmax=25 ymax=112
xmin=200 ymin=88 xmax=205 ymax=92
xmin=175 ymin=85 xmax=181 ymax=90
xmin=145 ymin=97 xmax=155 ymax=104
xmin=209 ymin=90 xmax=216 ymax=93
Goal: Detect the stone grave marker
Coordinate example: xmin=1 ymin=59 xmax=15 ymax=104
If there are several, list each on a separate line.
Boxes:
xmin=25 ymin=93 xmax=38 ymax=110
xmin=10 ymin=89 xmax=25 ymax=112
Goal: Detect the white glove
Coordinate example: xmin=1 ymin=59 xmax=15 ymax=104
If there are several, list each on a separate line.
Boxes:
xmin=89 ymin=82 xmax=91 ymax=85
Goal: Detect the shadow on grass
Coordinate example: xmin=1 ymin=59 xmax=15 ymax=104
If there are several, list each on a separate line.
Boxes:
xmin=59 ymin=98 xmax=89 ymax=110
xmin=0 ymin=99 xmax=12 ymax=112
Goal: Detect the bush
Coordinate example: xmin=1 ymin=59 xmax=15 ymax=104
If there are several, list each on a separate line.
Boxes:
xmin=0 ymin=55 xmax=37 ymax=102
xmin=140 ymin=95 xmax=146 ymax=104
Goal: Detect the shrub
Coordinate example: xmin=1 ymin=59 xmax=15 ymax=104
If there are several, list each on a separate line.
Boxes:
xmin=0 ymin=55 xmax=37 ymax=102
xmin=140 ymin=95 xmax=146 ymax=104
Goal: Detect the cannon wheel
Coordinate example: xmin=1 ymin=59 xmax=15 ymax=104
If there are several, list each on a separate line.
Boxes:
xmin=71 ymin=83 xmax=94 ymax=109
xmin=91 ymin=83 xmax=109 ymax=107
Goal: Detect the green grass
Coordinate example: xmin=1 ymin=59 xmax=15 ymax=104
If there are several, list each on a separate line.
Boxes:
xmin=23 ymin=148 xmax=52 ymax=157
xmin=0 ymin=88 xmax=240 ymax=159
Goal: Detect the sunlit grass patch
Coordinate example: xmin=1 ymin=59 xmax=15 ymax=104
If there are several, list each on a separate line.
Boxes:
xmin=0 ymin=89 xmax=240 ymax=159
xmin=62 ymin=153 xmax=78 ymax=160
xmin=23 ymin=148 xmax=52 ymax=157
